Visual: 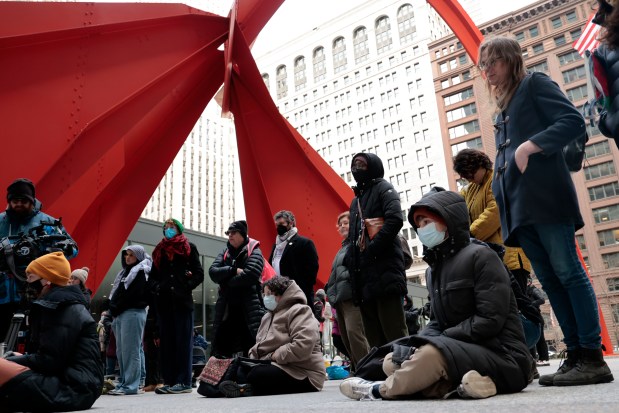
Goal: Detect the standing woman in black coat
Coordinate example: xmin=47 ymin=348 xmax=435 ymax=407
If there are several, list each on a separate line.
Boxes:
xmin=480 ymin=36 xmax=613 ymax=387
xmin=209 ymin=220 xmax=266 ymax=357
xmin=0 ymin=252 xmax=103 ymax=412
xmin=149 ymin=218 xmax=204 ymax=394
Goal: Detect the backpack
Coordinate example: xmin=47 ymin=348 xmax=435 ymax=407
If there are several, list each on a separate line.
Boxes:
xmin=526 ymin=72 xmax=589 ymax=172
xmin=398 ymin=233 xmax=413 ymax=270
xmin=223 ymin=238 xmax=276 ymax=284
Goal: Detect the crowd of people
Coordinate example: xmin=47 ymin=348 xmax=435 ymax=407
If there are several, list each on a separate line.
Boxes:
xmin=2 ymin=3 xmax=619 ymax=408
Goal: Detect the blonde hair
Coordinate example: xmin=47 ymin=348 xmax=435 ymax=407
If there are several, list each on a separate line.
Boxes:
xmin=336 ymin=211 xmax=350 ymax=227
xmin=478 ymin=36 xmax=527 ymax=112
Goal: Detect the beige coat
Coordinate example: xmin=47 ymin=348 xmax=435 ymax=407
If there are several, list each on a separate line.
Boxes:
xmin=461 ymin=169 xmax=531 ymax=273
xmin=249 ymin=281 xmax=326 ymax=390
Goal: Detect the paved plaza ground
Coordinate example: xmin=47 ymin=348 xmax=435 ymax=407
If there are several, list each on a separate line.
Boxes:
xmin=83 ymin=356 xmax=619 ymax=413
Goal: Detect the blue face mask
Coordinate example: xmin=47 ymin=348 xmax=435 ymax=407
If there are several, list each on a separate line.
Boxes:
xmin=417 ymin=222 xmax=446 ymax=248
xmin=263 ymin=295 xmax=277 ymax=311
xmin=164 ymin=227 xmax=177 ymax=239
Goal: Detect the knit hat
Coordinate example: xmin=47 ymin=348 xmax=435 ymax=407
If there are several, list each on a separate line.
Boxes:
xmin=411 ymin=207 xmax=447 ymax=229
xmin=164 ymin=218 xmax=184 ymax=234
xmin=71 ymin=267 xmax=90 ymax=285
xmin=226 ymin=220 xmax=248 ymax=239
xmin=25 ymin=251 xmax=71 ymax=286
xmin=7 ymin=178 xmax=35 ymax=203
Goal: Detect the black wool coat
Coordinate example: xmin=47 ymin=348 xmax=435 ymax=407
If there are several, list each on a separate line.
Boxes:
xmin=149 ymin=242 xmax=204 ymax=310
xmin=596 ymin=44 xmax=619 ymax=148
xmin=269 ymin=233 xmax=319 ymax=307
xmin=492 ymin=72 xmax=584 ymax=246
xmin=209 ymin=239 xmax=266 ymax=356
xmin=406 ymin=189 xmax=532 ymax=394
xmin=347 ymin=152 xmax=406 ymax=302
xmin=0 ymin=285 xmax=103 ymax=412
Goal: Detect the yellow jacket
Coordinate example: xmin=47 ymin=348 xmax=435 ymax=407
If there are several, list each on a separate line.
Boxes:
xmin=460 ymin=169 xmax=531 ymax=273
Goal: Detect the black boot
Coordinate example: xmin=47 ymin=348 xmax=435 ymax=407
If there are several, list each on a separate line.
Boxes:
xmin=553 ymin=348 xmax=614 ymax=386
xmin=538 ymin=348 xmax=580 ymax=386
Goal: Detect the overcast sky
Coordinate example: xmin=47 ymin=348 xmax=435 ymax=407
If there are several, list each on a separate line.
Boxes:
xmin=89 ymin=0 xmax=540 ymax=56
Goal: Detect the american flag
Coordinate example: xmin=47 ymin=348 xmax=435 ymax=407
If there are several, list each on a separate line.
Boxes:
xmin=573 ymin=13 xmax=601 ymax=56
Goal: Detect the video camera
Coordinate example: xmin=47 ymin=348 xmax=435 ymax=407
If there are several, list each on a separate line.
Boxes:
xmin=0 ymin=218 xmax=77 ymax=280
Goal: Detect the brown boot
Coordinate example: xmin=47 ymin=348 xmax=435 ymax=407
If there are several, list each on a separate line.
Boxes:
xmin=553 ymin=348 xmax=614 ymax=386
xmin=538 ymin=348 xmax=579 ymax=386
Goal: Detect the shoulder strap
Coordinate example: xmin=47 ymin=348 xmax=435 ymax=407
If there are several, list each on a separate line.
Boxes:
xmin=355 ymin=197 xmax=364 ymax=221
xmin=247 ymin=238 xmax=259 ymax=256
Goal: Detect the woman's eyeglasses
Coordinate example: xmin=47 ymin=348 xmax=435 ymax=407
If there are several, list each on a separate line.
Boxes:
xmin=478 ymin=57 xmax=502 ymax=71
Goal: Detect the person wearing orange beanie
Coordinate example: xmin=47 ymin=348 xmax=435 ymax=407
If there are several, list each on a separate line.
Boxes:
xmin=0 ymin=252 xmax=103 ymax=411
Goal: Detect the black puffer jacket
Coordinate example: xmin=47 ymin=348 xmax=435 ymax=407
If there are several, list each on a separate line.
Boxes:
xmin=209 ymin=238 xmax=266 ymax=356
xmin=0 ymin=285 xmax=103 ymax=412
xmin=149 ymin=242 xmax=204 ymax=310
xmin=406 ymin=189 xmax=532 ymax=394
xmin=596 ymin=44 xmax=619 ymax=148
xmin=325 ymin=241 xmax=354 ymax=304
xmin=347 ymin=153 xmax=406 ymax=302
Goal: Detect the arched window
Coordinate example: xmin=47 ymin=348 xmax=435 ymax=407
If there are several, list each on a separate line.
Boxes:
xmin=332 ymin=37 xmax=347 ymax=74
xmin=313 ymin=47 xmax=326 ymax=83
xmin=397 ymin=4 xmax=416 ymax=45
xmin=294 ymin=56 xmax=306 ymax=91
xmin=261 ymin=73 xmax=270 ymax=91
xmin=375 ymin=16 xmax=392 ymax=54
xmin=276 ymin=65 xmax=287 ymax=100
xmin=353 ymin=26 xmax=369 ymax=65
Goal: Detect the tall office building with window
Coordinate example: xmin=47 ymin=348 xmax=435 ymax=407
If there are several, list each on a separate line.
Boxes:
xmin=429 ymin=0 xmax=619 ymax=349
xmin=141 ymin=100 xmax=240 ymax=237
xmin=255 ymin=0 xmax=460 ymax=280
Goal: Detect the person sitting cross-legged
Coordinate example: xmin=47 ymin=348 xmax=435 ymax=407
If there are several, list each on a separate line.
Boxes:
xmin=218 ymin=276 xmax=325 ymax=398
xmin=340 ymin=188 xmax=532 ymax=401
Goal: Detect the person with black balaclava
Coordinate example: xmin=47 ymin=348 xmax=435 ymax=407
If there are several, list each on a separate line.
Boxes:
xmin=209 ymin=220 xmax=266 ymax=358
xmin=345 ymin=153 xmax=408 ymax=348
xmin=269 ymin=210 xmax=319 ymax=312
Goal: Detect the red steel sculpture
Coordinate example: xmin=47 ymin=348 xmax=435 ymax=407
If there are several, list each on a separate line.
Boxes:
xmin=0 ymin=0 xmax=612 ymax=352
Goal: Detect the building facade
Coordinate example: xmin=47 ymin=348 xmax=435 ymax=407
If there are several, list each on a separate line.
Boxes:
xmin=255 ymin=0 xmax=460 ymax=279
xmin=429 ymin=0 xmax=619 ymax=350
xmin=141 ymin=100 xmax=240 ymax=237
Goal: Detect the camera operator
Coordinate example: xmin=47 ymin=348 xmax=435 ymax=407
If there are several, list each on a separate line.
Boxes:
xmin=0 ymin=178 xmax=78 ymax=340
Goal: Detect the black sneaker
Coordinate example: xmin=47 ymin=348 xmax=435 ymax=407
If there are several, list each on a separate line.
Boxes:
xmin=219 ymin=381 xmax=253 ymax=398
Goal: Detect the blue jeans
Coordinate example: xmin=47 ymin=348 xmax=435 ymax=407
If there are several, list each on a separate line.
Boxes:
xmin=112 ymin=308 xmax=147 ymax=393
xmin=515 ymin=224 xmax=601 ymax=350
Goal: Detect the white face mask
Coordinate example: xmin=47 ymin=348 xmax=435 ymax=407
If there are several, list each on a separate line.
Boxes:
xmin=263 ymin=295 xmax=277 ymax=311
xmin=417 ymin=222 xmax=446 ymax=248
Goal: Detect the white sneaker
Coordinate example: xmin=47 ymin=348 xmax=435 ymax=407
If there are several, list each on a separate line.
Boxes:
xmin=339 ymin=377 xmax=381 ymax=400
xmin=457 ymin=370 xmax=497 ymax=399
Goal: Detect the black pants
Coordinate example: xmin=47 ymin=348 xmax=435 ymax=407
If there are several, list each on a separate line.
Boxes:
xmin=0 ymin=302 xmax=20 ymax=341
xmin=531 ymin=329 xmax=550 ymax=360
xmin=332 ymin=334 xmax=350 ymax=359
xmin=158 ymin=307 xmax=193 ymax=386
xmin=240 ymin=364 xmax=316 ymax=396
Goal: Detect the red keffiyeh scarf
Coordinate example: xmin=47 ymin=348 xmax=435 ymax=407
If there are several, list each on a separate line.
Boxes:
xmin=152 ymin=234 xmax=191 ymax=268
